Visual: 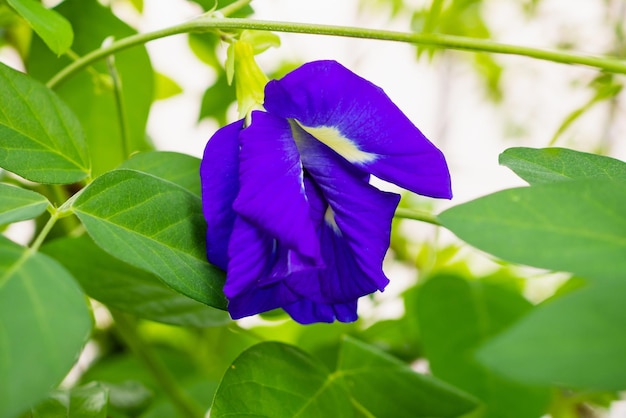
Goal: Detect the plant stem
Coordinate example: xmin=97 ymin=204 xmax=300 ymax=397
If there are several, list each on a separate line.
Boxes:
xmin=394 ymin=208 xmax=441 ymax=226
xmin=106 ymin=53 xmax=131 ymax=159
xmin=0 ymin=209 xmax=58 ymax=288
xmin=29 ymin=210 xmax=59 ymax=252
xmin=111 ymin=311 xmax=205 ymax=418
xmin=47 ymin=17 xmax=626 ymax=89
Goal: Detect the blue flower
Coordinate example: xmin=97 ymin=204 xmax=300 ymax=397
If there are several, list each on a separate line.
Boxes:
xmin=201 ymin=60 xmax=451 ymax=324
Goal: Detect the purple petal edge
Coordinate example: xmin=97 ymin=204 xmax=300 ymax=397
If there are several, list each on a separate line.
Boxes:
xmin=264 ymin=60 xmax=452 ymax=199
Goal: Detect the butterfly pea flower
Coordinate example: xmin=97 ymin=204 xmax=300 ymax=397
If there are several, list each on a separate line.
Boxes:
xmin=201 ymin=60 xmax=451 ymax=324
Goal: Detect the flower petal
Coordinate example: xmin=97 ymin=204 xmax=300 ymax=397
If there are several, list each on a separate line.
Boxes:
xmin=223 ymin=216 xmax=273 ymax=298
xmin=291 ymin=126 xmax=401 ymax=302
xmin=200 ymin=119 xmax=244 ymax=269
xmin=233 ymin=111 xmax=320 ymax=259
xmin=264 ymin=60 xmax=452 ymax=199
xmin=284 ymin=219 xmax=389 ymax=304
xmin=225 ymin=214 xmax=321 ymax=299
xmin=228 ymin=283 xmax=298 ymax=320
xmin=283 ymin=298 xmax=358 ymax=324
xmin=224 ymin=178 xmax=381 ymax=323
xmin=224 ymin=216 xmax=299 ymax=319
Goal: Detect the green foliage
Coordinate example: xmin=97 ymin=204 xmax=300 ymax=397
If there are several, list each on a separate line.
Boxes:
xmin=412 ymin=0 xmax=503 ymax=99
xmin=417 ymin=273 xmax=550 ymax=418
xmin=439 ymin=146 xmax=626 ymax=409
xmin=199 ymin=71 xmax=236 ymax=126
xmin=188 ymin=0 xmax=254 ymax=16
xmin=154 ymin=72 xmax=183 ymax=101
xmin=26 ymin=0 xmax=154 ymax=177
xmin=478 ymin=280 xmax=626 ymax=391
xmin=211 ymin=337 xmax=477 ymax=417
xmin=0 ymin=183 xmax=49 ymax=225
xmin=6 ymin=0 xmax=73 ymax=55
xmin=335 ymin=337 xmax=477 ymax=417
xmin=127 ymin=0 xmax=144 ymax=13
xmin=0 ymin=61 xmax=91 ymax=184
xmin=80 ymin=328 xmax=229 ymax=416
xmin=549 ymin=74 xmax=622 ymax=145
xmin=72 ymin=169 xmax=227 ymax=309
xmin=31 ymin=382 xmax=109 ymax=418
xmin=500 ymin=146 xmax=626 ymax=185
xmin=439 ymin=178 xmax=626 ymax=281
xmin=0 ymin=236 xmax=92 ymax=418
xmin=120 ymin=151 xmax=202 ymax=196
xmin=42 ymin=235 xmax=229 ymax=327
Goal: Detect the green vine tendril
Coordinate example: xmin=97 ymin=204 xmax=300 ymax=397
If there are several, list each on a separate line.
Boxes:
xmin=47 ymin=17 xmax=626 ymax=89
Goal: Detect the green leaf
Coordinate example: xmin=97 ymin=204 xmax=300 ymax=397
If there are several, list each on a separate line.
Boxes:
xmin=0 ymin=5 xmax=32 ymax=60
xmin=81 ymin=345 xmax=204 ymax=393
xmin=6 ymin=0 xmax=73 ymax=55
xmin=548 ymin=75 xmax=621 ymax=145
xmin=68 ymin=383 xmax=109 ymax=418
xmin=30 ymin=392 xmax=67 ymax=418
xmin=79 ymin=346 xmax=219 ymax=416
xmin=188 ymin=33 xmax=221 ymax=69
xmin=127 ymin=0 xmax=143 ymax=12
xmin=72 ymin=169 xmax=227 ymax=309
xmin=68 ymin=384 xmax=109 ymax=417
xmin=500 ymin=147 xmax=626 ymax=185
xmin=27 ymin=0 xmax=154 ymax=177
xmin=336 ymin=336 xmax=478 ymax=417
xmin=32 ymin=382 xmax=109 ymax=418
xmin=0 ymin=61 xmax=91 ymax=184
xmin=199 ymin=71 xmax=236 ymax=126
xmin=211 ymin=341 xmax=356 ymax=418
xmin=417 ymin=274 xmax=550 ymax=418
xmin=198 ymin=56 xmax=292 ymax=126
xmin=120 ymin=151 xmax=201 ymax=196
xmin=42 ymin=235 xmax=229 ymax=327
xmin=0 ymin=236 xmax=92 ymax=418
xmin=0 ymin=183 xmax=49 ymax=225
xmin=478 ymin=280 xmax=626 ymax=391
xmin=356 ymin=282 xmax=423 ymax=362
xmin=211 ymin=339 xmax=477 ymax=418
xmin=154 ymin=72 xmax=183 ymax=101
xmin=421 ymin=0 xmax=445 ymax=35
xmin=438 ymin=179 xmax=626 ymax=281
xmin=357 ymin=318 xmax=421 ymax=362
xmin=101 ymin=381 xmax=152 ymax=417
xmin=188 ymin=0 xmax=254 ymax=16
xmin=142 ymin=379 xmax=218 ymax=418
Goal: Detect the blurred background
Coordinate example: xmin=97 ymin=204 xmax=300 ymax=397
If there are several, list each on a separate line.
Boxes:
xmin=2 ymin=0 xmax=625 ymax=416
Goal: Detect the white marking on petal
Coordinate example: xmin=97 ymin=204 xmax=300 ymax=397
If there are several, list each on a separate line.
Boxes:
xmin=324 ymin=206 xmax=342 ymax=235
xmin=296 ymin=122 xmax=378 ymax=164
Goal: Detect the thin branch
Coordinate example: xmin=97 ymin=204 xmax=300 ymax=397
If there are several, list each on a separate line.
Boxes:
xmin=105 ymin=51 xmax=130 ymax=159
xmin=47 ymin=17 xmax=626 ymax=89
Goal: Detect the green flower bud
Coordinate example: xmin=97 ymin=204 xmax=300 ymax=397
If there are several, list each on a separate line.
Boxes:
xmin=227 ymin=36 xmax=269 ymax=122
